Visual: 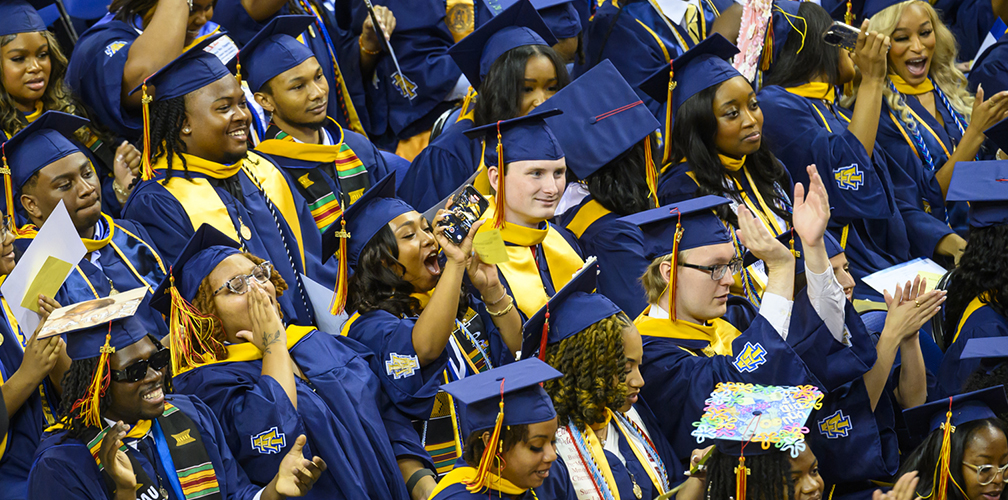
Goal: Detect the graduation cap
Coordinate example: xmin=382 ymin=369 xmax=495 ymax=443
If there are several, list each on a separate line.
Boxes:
xmin=0 ymin=0 xmax=47 ymax=37
xmin=691 ymin=382 xmax=823 ymax=500
xmin=61 ymin=293 xmax=162 ymax=428
xmin=521 ymin=259 xmax=612 ymax=359
xmin=638 ymin=34 xmax=742 ymax=163
xmin=945 ymin=160 xmax=1008 ymax=228
xmin=441 ymin=357 xmax=562 ymax=491
xmin=238 ymin=15 xmax=315 ymax=92
xmin=150 ymin=224 xmax=239 ymax=374
xmin=129 ymin=33 xmax=235 ymax=181
xmin=741 ymin=230 xmax=844 ymax=269
xmin=448 ymin=0 xmax=558 ymax=89
xmin=478 ymin=0 xmax=581 ymax=39
xmin=543 ymin=60 xmax=661 ymax=207
xmin=0 ymin=111 xmax=88 ymax=234
xmin=321 ymin=172 xmax=413 ymax=314
xmin=464 ymin=107 xmax=564 ymax=228
xmin=903 ymin=385 xmax=1008 ymax=441
xmin=985 ymin=116 xmax=1008 ymax=153
xmin=861 ymin=0 xmax=900 ymax=19
xmin=961 ymin=337 xmax=1008 ymax=360
xmin=619 ymin=196 xmax=732 ymax=322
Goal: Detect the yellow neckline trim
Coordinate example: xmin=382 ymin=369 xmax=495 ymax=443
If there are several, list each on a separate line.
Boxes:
xmin=152 ymin=152 xmax=241 ymax=179
xmin=718 ymin=154 xmax=746 ymax=172
xmin=174 ymin=325 xmax=314 ymax=375
xmin=784 ymin=82 xmax=835 ymax=104
xmin=953 ymin=296 xmax=988 ymax=344
xmin=889 ymin=73 xmax=934 ymax=95
xmin=24 ymin=102 xmax=44 ymax=123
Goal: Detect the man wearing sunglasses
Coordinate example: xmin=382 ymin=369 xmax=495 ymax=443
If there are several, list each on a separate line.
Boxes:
xmin=28 ymin=298 xmax=327 ymax=500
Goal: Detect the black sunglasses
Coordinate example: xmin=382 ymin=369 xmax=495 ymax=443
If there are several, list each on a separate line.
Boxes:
xmin=109 ymin=347 xmax=170 ymax=383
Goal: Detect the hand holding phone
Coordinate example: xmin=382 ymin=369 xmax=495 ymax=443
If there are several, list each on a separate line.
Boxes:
xmin=823 ymin=21 xmax=860 ymax=51
xmin=440 ymin=186 xmax=489 ymax=245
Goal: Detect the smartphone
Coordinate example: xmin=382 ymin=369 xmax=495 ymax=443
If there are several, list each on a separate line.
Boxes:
xmin=823 ymin=21 xmax=860 ymax=51
xmin=441 ymin=185 xmax=489 ymax=244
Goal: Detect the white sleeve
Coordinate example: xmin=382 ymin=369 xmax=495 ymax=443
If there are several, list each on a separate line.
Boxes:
xmin=805 ymin=263 xmax=850 ymax=345
xmin=758 ymin=292 xmax=793 ymax=340
xmin=444 ymin=74 xmax=472 ymax=102
xmin=252 ymin=490 xmax=264 ymax=500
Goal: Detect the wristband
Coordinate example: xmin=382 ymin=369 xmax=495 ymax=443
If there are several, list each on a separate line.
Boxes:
xmin=405 ymin=468 xmax=435 ymax=495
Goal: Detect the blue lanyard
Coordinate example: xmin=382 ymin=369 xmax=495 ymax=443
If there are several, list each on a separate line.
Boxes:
xmin=151 ymin=420 xmax=187 ymax=500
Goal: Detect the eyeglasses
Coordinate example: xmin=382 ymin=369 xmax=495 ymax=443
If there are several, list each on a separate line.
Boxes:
xmin=963 ymin=463 xmax=1008 ymax=486
xmin=679 ymin=258 xmax=743 ymax=280
xmin=213 ymin=262 xmax=273 ymax=296
xmin=110 ymin=347 xmax=170 ymax=383
xmin=1 ymin=214 xmax=12 ymax=235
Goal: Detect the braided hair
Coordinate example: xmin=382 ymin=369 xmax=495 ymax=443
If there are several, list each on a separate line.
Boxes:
xmin=147 ymin=95 xmax=189 ymax=180
xmin=704 ymin=448 xmax=794 ymax=500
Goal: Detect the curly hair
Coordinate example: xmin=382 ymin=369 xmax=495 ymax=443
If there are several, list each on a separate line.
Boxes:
xmin=543 ymin=313 xmax=630 ymax=429
xmin=667 ymin=82 xmax=792 ymax=228
xmin=944 ymin=225 xmax=1008 ymax=337
xmin=704 ymin=448 xmax=794 ymax=500
xmin=897 ymin=418 xmax=1008 ymax=500
xmin=189 ymin=252 xmax=288 ymax=360
xmin=461 ymin=426 xmax=530 ymax=467
xmin=473 ymin=44 xmax=571 ymax=127
xmin=583 ymin=135 xmax=657 ymax=216
xmin=147 ymin=95 xmax=190 ymax=179
xmin=859 ymin=1 xmax=973 ymax=129
xmin=964 ymin=363 xmax=1008 ymax=403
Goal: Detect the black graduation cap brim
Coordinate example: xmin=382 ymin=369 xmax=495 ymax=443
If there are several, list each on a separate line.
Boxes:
xmin=903 ymin=385 xmax=1008 ymax=436
xmin=961 ymin=337 xmax=1008 ymax=360
xmin=464 ymin=106 xmax=563 ymax=139
xmin=150 ymin=223 xmax=241 ymax=314
xmin=984 ymin=116 xmax=1008 ymax=153
xmin=520 ymin=260 xmax=600 ymax=358
xmin=637 ymin=33 xmax=740 ymax=104
xmin=448 ymin=0 xmax=558 ymax=88
xmin=481 ymin=0 xmax=577 ymax=11
xmin=321 ymin=171 xmax=397 ymax=263
xmin=442 ymin=357 xmax=563 ymax=405
xmin=127 ymin=33 xmax=232 ymax=99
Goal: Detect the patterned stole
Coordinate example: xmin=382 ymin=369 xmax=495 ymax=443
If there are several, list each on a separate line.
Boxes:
xmin=80 ymin=403 xmax=222 ymax=500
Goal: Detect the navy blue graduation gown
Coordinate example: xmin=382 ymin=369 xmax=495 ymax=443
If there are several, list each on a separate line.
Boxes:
xmin=931 ymin=0 xmax=997 ymax=63
xmin=0 ymin=298 xmax=59 ymax=500
xmin=937 ymin=299 xmax=1008 ymax=398
xmin=969 ymin=32 xmax=1008 ymax=96
xmin=28 ymin=394 xmax=262 ymax=500
xmin=758 ymin=86 xmax=919 ymax=299
xmin=213 ymin=0 xmax=371 ymax=135
xmin=172 ymin=327 xmax=418 ymax=500
xmin=557 ymin=195 xmax=650 ymax=318
xmin=122 ymin=157 xmax=324 ymax=326
xmin=398 ymin=118 xmax=481 ymax=212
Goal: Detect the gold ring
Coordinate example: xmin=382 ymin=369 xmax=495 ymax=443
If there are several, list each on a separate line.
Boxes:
xmin=914 ymin=300 xmax=921 ymax=308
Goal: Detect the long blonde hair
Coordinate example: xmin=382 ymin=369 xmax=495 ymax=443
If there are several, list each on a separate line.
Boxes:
xmin=859 ymin=0 xmax=973 ymax=131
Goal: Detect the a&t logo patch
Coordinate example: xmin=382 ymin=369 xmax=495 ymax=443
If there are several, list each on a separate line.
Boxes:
xmin=818 ymin=410 xmax=853 ymax=439
xmin=733 ymin=342 xmax=767 ymax=373
xmin=392 ymin=72 xmax=418 ymax=101
xmin=833 ymin=164 xmax=864 ymax=190
xmin=251 ymin=427 xmax=286 ymax=454
xmin=386 ymin=352 xmax=420 ymax=380
xmin=105 ymin=41 xmax=127 ymax=58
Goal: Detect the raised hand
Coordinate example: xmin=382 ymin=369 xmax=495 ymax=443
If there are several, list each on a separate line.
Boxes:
xmin=792 ymin=164 xmax=831 ymax=247
xmin=970 ymin=85 xmax=1008 ymax=135
xmin=112 ymin=141 xmax=142 ymax=202
xmin=236 ymin=281 xmax=286 ymax=354
xmin=882 ymin=277 xmax=946 ymax=344
xmin=852 ymin=20 xmax=891 ymax=83
xmin=872 ymin=471 xmax=920 ymax=500
xmin=736 ymin=205 xmax=793 ymax=270
xmin=432 ymin=205 xmax=485 ymax=268
xmin=271 ymin=435 xmax=327 ymax=497
xmin=360 ymin=5 xmax=397 ymax=54
xmin=98 ymin=422 xmax=137 ymax=496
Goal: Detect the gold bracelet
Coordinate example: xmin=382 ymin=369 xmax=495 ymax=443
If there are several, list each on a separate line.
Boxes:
xmin=487 ymin=296 xmax=514 ymax=317
xmin=113 ymin=181 xmax=130 ymax=198
xmin=485 ymin=287 xmax=508 ymax=305
xmin=359 ymin=35 xmax=381 ymax=56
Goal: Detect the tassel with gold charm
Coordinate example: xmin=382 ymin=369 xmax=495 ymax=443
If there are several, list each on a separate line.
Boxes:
xmin=735 ymin=456 xmax=750 ymax=500
xmin=644 ymin=137 xmax=660 ymax=208
xmin=329 ymin=219 xmax=351 ymax=315
xmin=0 ymin=144 xmax=23 ymax=236
xmin=72 ymin=327 xmax=116 ymax=429
xmin=666 ymin=209 xmax=684 ymax=322
xmin=930 ymin=399 xmax=956 ymax=500
xmin=492 ymin=121 xmax=507 ymax=229
xmin=466 ymin=379 xmax=507 ymax=493
xmin=166 ymin=271 xmax=225 ymax=374
xmin=662 ymin=68 xmax=676 ymax=166
xmin=139 ymin=80 xmax=156 ymax=182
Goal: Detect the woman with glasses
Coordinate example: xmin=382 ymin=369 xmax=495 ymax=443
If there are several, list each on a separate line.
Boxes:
xmin=151 ymin=224 xmax=426 ymax=500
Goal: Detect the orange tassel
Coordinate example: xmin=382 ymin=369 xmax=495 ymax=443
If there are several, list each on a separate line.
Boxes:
xmin=537 ymin=310 xmax=550 ymax=361
xmin=235 ymin=55 xmax=243 ymax=86
xmin=761 ymin=19 xmax=774 ymax=72
xmin=329 ymin=219 xmax=351 ymax=315
xmin=735 ymin=457 xmax=749 ymax=500
xmin=932 ymin=399 xmax=955 ymax=500
xmin=166 ymin=271 xmax=225 ymax=374
xmin=492 ymin=121 xmax=506 ymax=229
xmin=72 ymin=328 xmax=115 ymax=429
xmin=666 ymin=210 xmax=683 ymax=322
xmin=466 ymin=379 xmax=506 ymax=493
xmin=662 ymin=66 xmax=675 ymax=166
xmin=644 ymin=138 xmax=660 ymax=208
xmin=139 ymin=80 xmax=155 ymax=182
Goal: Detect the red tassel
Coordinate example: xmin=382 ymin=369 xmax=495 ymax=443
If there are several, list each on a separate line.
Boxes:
xmin=329 ymin=219 xmax=351 ymax=315
xmin=537 ymin=310 xmax=550 ymax=361
xmin=735 ymin=457 xmax=749 ymax=500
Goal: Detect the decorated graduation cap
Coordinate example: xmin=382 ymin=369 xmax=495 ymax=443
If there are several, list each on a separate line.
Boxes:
xmin=1 ymin=111 xmax=88 ymax=233
xmin=543 ymin=60 xmax=661 ymax=207
xmin=521 ymin=260 xmax=613 ymax=360
xmin=0 ymin=0 xmax=47 ymax=37
xmin=691 ymin=382 xmax=824 ymax=500
xmin=130 ymin=33 xmax=235 ymax=181
xmin=448 ymin=0 xmax=558 ymax=88
xmin=464 ymin=107 xmax=564 ymax=228
xmin=61 ymin=293 xmax=162 ymax=428
xmin=478 ymin=0 xmax=581 ymax=39
xmin=619 ymin=195 xmax=732 ymax=321
xmin=733 ymin=0 xmax=806 ymax=81
xmin=239 ymin=15 xmax=315 ymax=92
xmin=321 ymin=172 xmax=413 ymax=314
xmin=442 ymin=357 xmax=562 ymax=491
xmin=945 ymin=160 xmax=1008 ymax=228
xmin=638 ymin=34 xmax=742 ymax=163
xmin=150 ymin=223 xmax=239 ymax=374
xmin=741 ymin=230 xmax=844 ymax=269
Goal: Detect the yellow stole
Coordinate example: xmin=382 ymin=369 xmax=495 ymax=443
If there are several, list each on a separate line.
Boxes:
xmin=428 ymin=466 xmax=529 ymax=497
xmin=482 ymin=201 xmax=585 ymax=318
xmin=718 ymin=154 xmax=745 ymax=171
xmin=174 ymin=325 xmax=315 ymax=376
xmin=952 ymin=296 xmax=987 ymax=344
xmin=785 ymin=82 xmax=836 ymax=103
xmin=633 ymin=306 xmax=742 ymax=356
xmin=564 ymin=199 xmax=611 ymax=239
xmin=889 ymin=74 xmax=934 ymax=95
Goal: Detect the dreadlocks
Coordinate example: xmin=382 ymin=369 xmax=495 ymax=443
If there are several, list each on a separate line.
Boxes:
xmin=704 ymin=448 xmax=794 ymax=500
xmin=57 ymin=356 xmax=105 ymax=441
xmin=147 ymin=95 xmax=189 ymax=180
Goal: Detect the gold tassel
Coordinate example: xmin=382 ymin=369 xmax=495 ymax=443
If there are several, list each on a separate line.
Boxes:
xmin=72 ymin=328 xmax=115 ymax=429
xmin=329 ymin=219 xmax=351 ymax=315
xmin=644 ymin=138 xmax=660 ymax=208
xmin=0 ymin=144 xmax=19 ymax=235
xmin=466 ymin=379 xmax=506 ymax=493
xmin=139 ymin=80 xmax=155 ymax=181
xmin=735 ymin=457 xmax=750 ymax=500
xmin=235 ymin=55 xmax=243 ymax=86
xmin=666 ymin=210 xmax=683 ymax=322
xmin=845 ymin=0 xmax=854 ymax=25
xmin=492 ymin=121 xmax=506 ymax=229
xmin=932 ymin=400 xmax=955 ymax=500
xmin=166 ymin=271 xmax=224 ymax=374
xmin=761 ymin=18 xmax=774 ymax=72
xmin=662 ymin=68 xmax=676 ymax=165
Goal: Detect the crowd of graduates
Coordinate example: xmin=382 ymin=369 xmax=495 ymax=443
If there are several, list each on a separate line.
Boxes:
xmin=2 ymin=0 xmax=1008 ymax=498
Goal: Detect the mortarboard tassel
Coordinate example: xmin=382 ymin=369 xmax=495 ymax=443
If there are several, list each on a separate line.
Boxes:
xmin=0 ymin=144 xmax=22 ymax=236
xmin=662 ymin=67 xmax=675 ymax=166
xmin=466 ymin=379 xmax=507 ymax=493
xmin=492 ymin=121 xmax=506 ymax=229
xmin=72 ymin=327 xmax=115 ymax=429
xmin=166 ymin=270 xmax=225 ymax=374
xmin=537 ymin=310 xmax=550 ymax=361
xmin=735 ymin=456 xmax=749 ymax=500
xmin=139 ymin=80 xmax=156 ymax=181
xmin=666 ymin=209 xmax=683 ymax=322
xmin=644 ymin=137 xmax=660 ymax=208
xmin=760 ymin=18 xmax=775 ymax=72
xmin=931 ymin=398 xmax=955 ymax=500
xmin=845 ymin=0 xmax=854 ymax=25
xmin=329 ymin=220 xmax=351 ymax=315
xmin=235 ymin=53 xmax=243 ymax=86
